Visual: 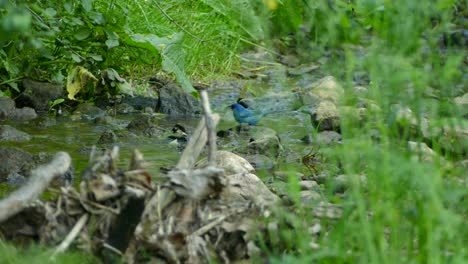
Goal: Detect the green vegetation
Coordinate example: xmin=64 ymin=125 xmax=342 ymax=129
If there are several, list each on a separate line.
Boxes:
xmin=0 ymin=240 xmax=99 ymax=264
xmin=1 ymin=0 xmax=466 ymax=263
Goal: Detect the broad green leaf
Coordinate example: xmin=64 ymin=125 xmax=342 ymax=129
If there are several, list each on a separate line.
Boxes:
xmin=82 ymin=0 xmax=93 ymax=12
xmin=89 ymin=54 xmax=103 ymax=61
xmin=8 ymin=82 xmax=19 ymax=92
xmin=88 ymin=11 xmax=105 ymax=25
xmin=43 ymin=8 xmax=57 ymax=18
xmin=105 ymin=39 xmax=119 ymax=49
xmin=71 ymin=53 xmax=81 ymax=63
xmin=64 ymin=2 xmax=73 ymax=13
xmin=74 ymin=28 xmax=91 ymax=40
xmin=128 ymin=33 xmax=195 ymax=94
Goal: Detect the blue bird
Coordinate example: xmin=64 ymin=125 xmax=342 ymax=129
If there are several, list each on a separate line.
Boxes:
xmin=230 ymin=103 xmax=266 ymax=125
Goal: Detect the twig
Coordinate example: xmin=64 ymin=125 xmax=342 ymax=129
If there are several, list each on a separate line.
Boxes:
xmin=48 ymin=188 xmax=120 ymax=214
xmin=152 ymin=0 xmax=204 ymax=43
xmin=0 ymin=152 xmax=71 ymax=223
xmin=51 ymin=213 xmax=89 ymax=257
xmin=199 ymin=90 xmax=217 ymax=166
xmin=191 ymin=215 xmax=228 ymax=236
xmin=176 ymin=114 xmax=220 ymax=170
xmin=102 ymin=242 xmax=124 ymax=256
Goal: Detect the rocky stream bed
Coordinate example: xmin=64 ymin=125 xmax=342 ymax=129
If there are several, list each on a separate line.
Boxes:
xmin=0 ymin=58 xmax=466 ymax=263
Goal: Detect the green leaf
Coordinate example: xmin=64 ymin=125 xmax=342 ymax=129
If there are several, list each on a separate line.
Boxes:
xmin=89 ymin=54 xmax=103 ymax=61
xmin=71 ymin=53 xmax=81 ymax=63
xmin=8 ymin=82 xmax=19 ymax=92
xmin=82 ymin=0 xmax=93 ymax=12
xmin=88 ymin=11 xmax=105 ymax=25
xmin=43 ymin=8 xmax=57 ymax=18
xmin=127 ymin=33 xmax=195 ymax=94
xmin=105 ymin=39 xmax=119 ymax=49
xmin=74 ymin=28 xmax=91 ymax=40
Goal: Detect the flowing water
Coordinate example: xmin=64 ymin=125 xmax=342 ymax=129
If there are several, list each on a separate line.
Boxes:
xmin=2 ymin=75 xmax=317 ymax=189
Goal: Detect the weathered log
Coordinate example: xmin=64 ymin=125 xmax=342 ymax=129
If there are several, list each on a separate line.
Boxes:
xmin=0 ymin=152 xmax=71 ymax=223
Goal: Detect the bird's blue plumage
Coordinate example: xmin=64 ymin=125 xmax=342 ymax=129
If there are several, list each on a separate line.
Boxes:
xmin=230 ymin=103 xmax=265 ymax=125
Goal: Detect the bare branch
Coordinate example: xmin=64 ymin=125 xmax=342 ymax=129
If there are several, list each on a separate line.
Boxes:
xmin=176 ymin=114 xmax=220 ymax=170
xmin=199 ymin=90 xmax=217 ymax=166
xmin=51 ymin=213 xmax=89 ymax=257
xmin=0 ymin=152 xmax=71 ymax=223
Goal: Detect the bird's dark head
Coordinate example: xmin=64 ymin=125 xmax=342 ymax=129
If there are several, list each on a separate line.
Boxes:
xmin=230 ymin=103 xmax=244 ymax=110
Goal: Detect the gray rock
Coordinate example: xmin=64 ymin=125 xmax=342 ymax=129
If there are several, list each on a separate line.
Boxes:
xmin=157 ymin=82 xmax=201 ymax=117
xmin=98 ymin=130 xmax=118 ymax=144
xmin=0 ymin=147 xmax=33 ymax=182
xmin=196 ymin=151 xmax=255 ymax=175
xmin=245 ymin=126 xmax=283 ymax=158
xmin=0 ymin=125 xmax=31 ymax=142
xmin=9 ymin=107 xmax=37 ymax=121
xmin=0 ymin=96 xmax=15 ymax=119
xmin=6 ymin=171 xmax=26 ymax=186
xmin=299 ymin=180 xmax=319 ymax=190
xmin=126 ymin=114 xmax=162 ymax=137
xmin=244 ymin=154 xmax=274 ymax=170
xmin=310 ymin=101 xmax=340 ymax=131
xmin=73 ymin=102 xmax=106 ymax=121
xmin=454 ymin=93 xmax=468 ymax=117
xmin=114 ymin=103 xmax=135 ymax=114
xmin=222 ymin=172 xmax=279 ymax=206
xmin=408 ymin=141 xmax=440 ymax=163
xmin=317 ymin=131 xmax=342 ymax=144
xmin=273 ymin=171 xmax=305 ymax=181
xmin=301 ymin=76 xmax=344 ymax=106
xmin=17 ymin=79 xmax=63 ymax=112
xmin=242 ymin=91 xmax=302 ymax=113
xmin=300 ymin=190 xmax=322 ymax=203
xmin=122 ymin=95 xmax=159 ymax=111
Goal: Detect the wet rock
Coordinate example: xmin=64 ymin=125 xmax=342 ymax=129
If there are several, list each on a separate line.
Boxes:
xmin=157 ymin=82 xmax=201 ymax=117
xmin=110 ymin=103 xmax=135 ymax=114
xmin=280 ymin=54 xmax=300 ymax=67
xmin=244 ymin=154 xmax=274 ymax=170
xmin=9 ymin=107 xmax=37 ymax=121
xmin=300 ymin=190 xmax=322 ymax=203
xmin=15 ymin=79 xmax=63 ymax=112
xmin=6 ymin=171 xmax=26 ymax=186
xmin=301 ymin=76 xmax=344 ymax=106
xmin=98 ymin=130 xmax=118 ymax=144
xmin=122 ymin=95 xmax=159 ymax=111
xmin=0 ymin=125 xmax=31 ymax=142
xmin=273 ymin=171 xmax=305 ymax=181
xmin=197 ymin=151 xmax=255 ymax=175
xmin=430 ymin=120 xmax=467 ymax=158
xmin=245 ymin=126 xmax=283 ymax=158
xmin=353 ymin=85 xmax=368 ymax=95
xmin=299 ymin=180 xmax=319 ymax=190
xmin=332 ymin=174 xmax=367 ymax=193
xmin=126 ymin=114 xmax=162 ymax=137
xmin=407 ymin=141 xmax=439 ymax=162
xmin=0 ymin=147 xmax=33 ymax=183
xmin=73 ymin=103 xmax=106 ymax=121
xmin=310 ymin=101 xmax=340 ymax=132
xmin=244 ymin=91 xmax=302 ymax=112
xmin=454 ymin=93 xmax=468 ymax=117
xmin=287 ymin=63 xmax=319 ymax=76
xmin=239 ymin=50 xmax=274 ymax=65
xmin=222 ymin=172 xmax=279 ymax=206
xmin=303 ymin=131 xmax=342 ymax=145
xmin=0 ymin=96 xmax=15 ymax=119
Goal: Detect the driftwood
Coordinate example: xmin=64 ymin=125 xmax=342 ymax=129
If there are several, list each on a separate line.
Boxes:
xmin=0 ymin=152 xmax=71 ymax=223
